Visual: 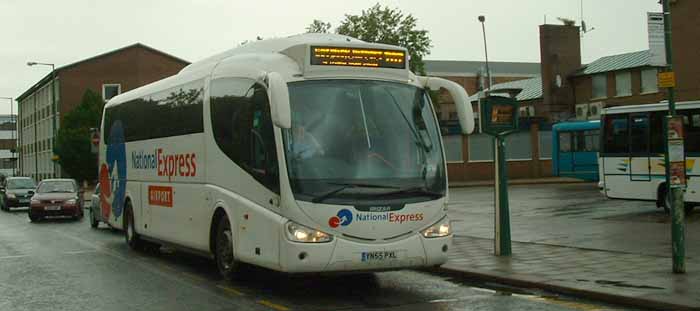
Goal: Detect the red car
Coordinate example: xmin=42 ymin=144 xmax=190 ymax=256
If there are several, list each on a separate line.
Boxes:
xmin=29 ymin=179 xmax=84 ymax=222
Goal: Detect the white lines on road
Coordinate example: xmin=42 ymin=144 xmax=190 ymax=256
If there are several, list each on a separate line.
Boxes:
xmin=0 ymin=254 xmax=29 ymax=260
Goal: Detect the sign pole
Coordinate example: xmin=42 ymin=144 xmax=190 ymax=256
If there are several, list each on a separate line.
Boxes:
xmin=661 ymin=0 xmax=685 ymax=274
xmin=494 ymin=135 xmax=512 ymax=256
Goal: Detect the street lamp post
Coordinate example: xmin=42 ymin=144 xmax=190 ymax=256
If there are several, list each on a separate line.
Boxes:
xmin=27 ymin=61 xmax=57 ymax=179
xmin=478 ymin=15 xmax=512 ymax=257
xmin=0 ymin=97 xmax=16 ymax=176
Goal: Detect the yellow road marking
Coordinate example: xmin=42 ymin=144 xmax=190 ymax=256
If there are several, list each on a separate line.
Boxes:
xmin=216 ymin=285 xmax=245 ymax=296
xmin=525 ymin=296 xmax=604 ymax=311
xmin=257 ymin=300 xmax=290 ymax=311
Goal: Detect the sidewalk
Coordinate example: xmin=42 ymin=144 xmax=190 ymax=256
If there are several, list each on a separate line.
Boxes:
xmin=441 ymin=235 xmax=700 ymax=310
xmin=449 ymin=177 xmax=586 ymax=188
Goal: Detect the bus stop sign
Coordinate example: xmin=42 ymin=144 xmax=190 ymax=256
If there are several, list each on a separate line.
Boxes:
xmin=481 ymin=96 xmax=519 ymax=136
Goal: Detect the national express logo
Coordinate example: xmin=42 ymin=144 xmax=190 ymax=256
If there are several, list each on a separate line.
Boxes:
xmin=328 ymin=208 xmax=424 ymax=228
xmin=99 ymin=121 xmax=127 ymax=220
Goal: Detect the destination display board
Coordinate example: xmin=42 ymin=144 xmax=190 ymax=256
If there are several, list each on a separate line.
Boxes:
xmin=310 ymin=46 xmax=406 ymax=69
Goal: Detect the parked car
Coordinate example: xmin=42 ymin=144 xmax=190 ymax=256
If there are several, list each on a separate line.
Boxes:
xmin=0 ymin=177 xmax=37 ymax=211
xmin=88 ymin=183 xmax=108 ymax=228
xmin=28 ymin=179 xmax=84 ymax=222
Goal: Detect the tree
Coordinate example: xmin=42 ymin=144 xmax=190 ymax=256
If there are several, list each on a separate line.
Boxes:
xmin=306 ymin=19 xmax=331 ymax=33
xmin=54 ymin=89 xmax=103 ymax=183
xmin=335 ymin=4 xmax=432 ymax=74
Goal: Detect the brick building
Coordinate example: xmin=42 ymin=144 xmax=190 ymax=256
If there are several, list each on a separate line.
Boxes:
xmin=436 ymin=0 xmax=700 ymax=182
xmin=16 ymin=43 xmax=189 ymax=181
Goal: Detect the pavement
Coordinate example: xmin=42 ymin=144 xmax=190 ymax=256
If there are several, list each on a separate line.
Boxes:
xmin=442 ymin=181 xmax=700 ymax=310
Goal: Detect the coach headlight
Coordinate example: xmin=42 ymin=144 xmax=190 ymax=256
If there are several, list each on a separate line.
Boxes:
xmin=421 ymin=217 xmax=451 ymax=238
xmin=285 ymin=221 xmax=333 ymax=243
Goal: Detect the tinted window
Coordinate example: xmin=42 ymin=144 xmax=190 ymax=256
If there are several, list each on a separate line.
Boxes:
xmin=681 ymin=108 xmax=700 ymax=154
xmin=103 ymin=80 xmax=204 ymax=143
xmin=629 ymin=114 xmax=649 ymax=154
xmin=210 ymin=78 xmax=279 ymax=193
xmin=650 ymin=111 xmax=665 ymax=154
xmin=559 ymin=132 xmax=571 ymax=152
xmin=603 ymin=114 xmax=629 ymax=154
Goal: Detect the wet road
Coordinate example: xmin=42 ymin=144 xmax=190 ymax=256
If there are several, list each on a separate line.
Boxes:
xmin=0 ymin=207 xmax=622 ymax=311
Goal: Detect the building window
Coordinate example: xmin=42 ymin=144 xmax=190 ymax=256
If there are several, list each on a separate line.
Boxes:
xmin=641 ymin=68 xmax=659 ymax=94
xmin=102 ymin=84 xmax=122 ymax=101
xmin=592 ymin=74 xmax=607 ymax=99
xmin=442 ymin=135 xmax=464 ymax=162
xmin=615 ymin=71 xmax=632 ymax=97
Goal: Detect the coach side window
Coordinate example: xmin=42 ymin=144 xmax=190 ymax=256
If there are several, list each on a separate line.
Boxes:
xmin=210 ymin=78 xmax=279 ymax=193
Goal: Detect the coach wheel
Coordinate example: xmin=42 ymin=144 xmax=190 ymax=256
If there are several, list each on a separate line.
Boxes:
xmin=124 ymin=203 xmax=143 ymax=250
xmin=215 ymin=215 xmax=239 ymax=280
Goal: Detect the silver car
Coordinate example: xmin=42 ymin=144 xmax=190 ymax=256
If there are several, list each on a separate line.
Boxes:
xmin=88 ymin=183 xmax=109 ymax=228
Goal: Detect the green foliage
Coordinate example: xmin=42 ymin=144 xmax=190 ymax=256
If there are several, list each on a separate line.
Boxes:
xmin=306 ymin=19 xmax=332 ymax=33
xmin=54 ymin=89 xmax=103 ymax=183
xmin=335 ymin=4 xmax=432 ymax=74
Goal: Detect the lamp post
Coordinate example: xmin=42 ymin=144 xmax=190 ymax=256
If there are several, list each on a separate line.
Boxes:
xmin=478 ymin=15 xmax=512 ymax=257
xmin=0 ymin=97 xmax=16 ymax=176
xmin=27 ymin=61 xmax=57 ymax=179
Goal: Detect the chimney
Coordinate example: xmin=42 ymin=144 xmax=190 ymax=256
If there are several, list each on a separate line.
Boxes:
xmin=539 ymin=24 xmax=582 ymax=121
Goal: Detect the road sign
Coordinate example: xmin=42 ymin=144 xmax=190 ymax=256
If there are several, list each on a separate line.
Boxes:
xmin=658 ymin=71 xmax=676 ymax=88
xmin=480 ymin=96 xmax=519 ymax=136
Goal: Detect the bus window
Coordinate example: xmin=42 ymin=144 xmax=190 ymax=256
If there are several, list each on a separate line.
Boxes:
xmin=559 ymin=132 xmax=571 ymax=152
xmin=630 ymin=114 xmax=649 ymax=154
xmin=210 ymin=78 xmax=279 ymax=193
xmin=681 ymin=108 xmax=700 ymax=154
xmin=603 ymin=114 xmax=629 ymax=155
xmin=650 ymin=111 xmax=665 ymax=154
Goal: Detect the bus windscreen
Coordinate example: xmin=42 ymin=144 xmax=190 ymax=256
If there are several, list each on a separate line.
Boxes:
xmin=310 ymin=46 xmax=406 ymax=69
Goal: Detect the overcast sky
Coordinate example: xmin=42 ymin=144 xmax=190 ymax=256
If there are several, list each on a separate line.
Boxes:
xmin=0 ymin=0 xmax=662 ymax=115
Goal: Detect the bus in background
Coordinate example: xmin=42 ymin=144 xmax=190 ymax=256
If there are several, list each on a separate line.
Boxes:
xmin=98 ymin=34 xmax=475 ymax=278
xmin=599 ymin=101 xmax=700 ymax=214
xmin=552 ymin=120 xmax=600 ymax=181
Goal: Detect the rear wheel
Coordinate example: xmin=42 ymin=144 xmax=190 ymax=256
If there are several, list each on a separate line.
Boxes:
xmin=124 ymin=203 xmax=144 ymax=250
xmin=215 ymin=215 xmax=239 ymax=280
xmin=661 ymin=187 xmax=695 ymax=215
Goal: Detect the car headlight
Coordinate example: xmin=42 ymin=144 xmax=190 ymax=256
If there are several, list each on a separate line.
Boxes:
xmin=66 ymin=199 xmax=77 ymax=205
xmin=285 ymin=221 xmax=333 ymax=243
xmin=30 ymin=198 xmax=40 ymax=204
xmin=6 ymin=193 xmax=15 ymax=199
xmin=421 ymin=217 xmax=451 ymax=238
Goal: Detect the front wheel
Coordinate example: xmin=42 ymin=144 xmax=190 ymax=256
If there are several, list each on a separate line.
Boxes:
xmin=215 ymin=216 xmax=239 ymax=280
xmin=28 ymin=211 xmax=40 ymax=222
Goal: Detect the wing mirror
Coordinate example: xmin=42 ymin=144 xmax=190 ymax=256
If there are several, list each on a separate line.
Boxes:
xmin=418 ymin=76 xmax=475 ymax=134
xmin=267 ymin=72 xmax=291 ymax=129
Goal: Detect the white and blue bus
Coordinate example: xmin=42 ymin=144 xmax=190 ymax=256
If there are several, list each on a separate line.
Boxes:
xmin=599 ymin=101 xmax=700 ymax=214
xmin=98 ymin=34 xmax=474 ymax=278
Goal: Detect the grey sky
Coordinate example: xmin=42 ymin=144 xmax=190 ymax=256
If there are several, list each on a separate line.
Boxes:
xmin=1 ymin=0 xmax=662 ymax=114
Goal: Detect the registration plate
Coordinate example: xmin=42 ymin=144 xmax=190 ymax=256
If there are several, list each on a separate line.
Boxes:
xmin=361 ymin=251 xmax=400 ymax=262
xmin=19 ymin=199 xmax=29 ymax=203
xmin=44 ymin=206 xmax=61 ymax=211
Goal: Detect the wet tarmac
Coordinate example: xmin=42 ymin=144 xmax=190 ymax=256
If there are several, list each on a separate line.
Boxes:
xmin=0 ymin=205 xmax=625 ymax=311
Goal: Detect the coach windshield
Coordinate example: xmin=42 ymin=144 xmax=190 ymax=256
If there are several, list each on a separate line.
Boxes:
xmin=283 ymin=80 xmax=446 ymax=205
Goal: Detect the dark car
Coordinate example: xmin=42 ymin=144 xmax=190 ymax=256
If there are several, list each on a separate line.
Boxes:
xmin=28 ymin=179 xmax=84 ymax=222
xmin=0 ymin=177 xmax=37 ymax=211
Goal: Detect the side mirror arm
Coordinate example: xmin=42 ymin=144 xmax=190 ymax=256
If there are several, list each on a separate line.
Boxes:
xmin=418 ymin=76 xmax=475 ymax=134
